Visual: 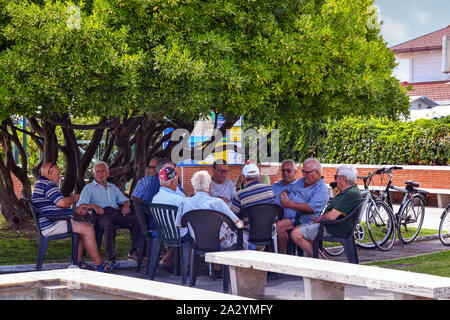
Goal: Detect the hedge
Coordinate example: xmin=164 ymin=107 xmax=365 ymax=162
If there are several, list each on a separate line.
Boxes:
xmin=280 ymin=116 xmax=449 ymax=165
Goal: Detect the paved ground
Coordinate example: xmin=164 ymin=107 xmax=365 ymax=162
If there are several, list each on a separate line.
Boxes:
xmin=1 ymin=205 xmax=448 ymax=300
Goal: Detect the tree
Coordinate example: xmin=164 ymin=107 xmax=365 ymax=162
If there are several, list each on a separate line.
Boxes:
xmin=0 ymin=0 xmax=409 ymax=231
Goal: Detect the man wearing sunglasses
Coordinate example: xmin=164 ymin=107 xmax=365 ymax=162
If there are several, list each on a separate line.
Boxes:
xmin=272 ymin=160 xmax=299 ymax=254
xmin=131 ymin=157 xmax=161 ymax=207
xmin=290 ymin=164 xmax=363 ymax=259
xmin=210 ymin=160 xmax=236 ymax=207
xmin=277 ymin=158 xmax=330 ymax=254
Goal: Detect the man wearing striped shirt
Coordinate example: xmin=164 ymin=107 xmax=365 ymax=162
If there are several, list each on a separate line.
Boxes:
xmin=230 ymin=163 xmax=277 ymax=250
xmin=32 ymin=162 xmax=115 ymax=272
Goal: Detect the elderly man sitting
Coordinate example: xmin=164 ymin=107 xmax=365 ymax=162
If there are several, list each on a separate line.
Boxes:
xmin=77 ymin=161 xmax=143 ymax=265
xmin=290 ymin=164 xmax=364 ymax=258
xmin=277 ymin=158 xmax=330 ymax=254
xmin=32 ymin=162 xmax=114 ymax=272
xmin=230 ymin=163 xmax=277 ymax=250
xmin=175 ymin=170 xmax=244 ymax=277
xmin=151 ymin=165 xmax=187 ymax=272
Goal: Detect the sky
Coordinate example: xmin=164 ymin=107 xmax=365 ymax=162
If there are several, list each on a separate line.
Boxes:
xmin=373 ymin=0 xmax=450 ymax=81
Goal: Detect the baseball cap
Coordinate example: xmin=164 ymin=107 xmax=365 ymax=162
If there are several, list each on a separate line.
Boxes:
xmin=242 ymin=163 xmax=259 ymax=176
xmin=159 ymin=166 xmax=177 ymax=181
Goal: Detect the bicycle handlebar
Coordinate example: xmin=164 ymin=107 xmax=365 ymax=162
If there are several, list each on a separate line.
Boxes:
xmin=373 ymin=166 xmax=403 ymax=175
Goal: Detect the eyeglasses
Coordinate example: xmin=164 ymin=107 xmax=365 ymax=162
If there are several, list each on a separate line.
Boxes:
xmin=334 ymin=175 xmax=344 ymax=180
xmin=281 ymin=169 xmax=294 ymax=173
xmin=148 ymin=165 xmax=156 ymax=169
xmin=216 ymin=169 xmax=229 ymax=174
xmin=301 ymin=169 xmax=315 ymax=174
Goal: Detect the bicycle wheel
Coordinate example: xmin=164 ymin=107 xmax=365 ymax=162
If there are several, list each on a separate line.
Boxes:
xmin=439 ymin=203 xmax=450 ymax=246
xmin=366 ymin=200 xmax=396 ymax=251
xmin=354 ymin=222 xmax=376 ymax=249
xmin=397 ymin=194 xmax=425 ymax=244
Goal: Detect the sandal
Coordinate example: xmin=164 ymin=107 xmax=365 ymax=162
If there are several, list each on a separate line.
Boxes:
xmin=76 ymin=260 xmax=93 ymax=270
xmin=94 ymin=261 xmax=116 ymax=273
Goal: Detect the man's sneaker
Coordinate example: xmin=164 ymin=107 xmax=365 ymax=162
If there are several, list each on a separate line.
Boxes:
xmin=127 ymin=252 xmax=138 ymax=261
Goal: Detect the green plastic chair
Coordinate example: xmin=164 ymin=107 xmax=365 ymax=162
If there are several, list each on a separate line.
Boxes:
xmin=147 ymin=203 xmax=189 ymax=285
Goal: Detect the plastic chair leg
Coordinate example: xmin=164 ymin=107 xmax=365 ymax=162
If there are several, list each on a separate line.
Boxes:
xmin=189 ymin=248 xmax=198 ymax=287
xmin=71 ymin=234 xmax=78 ymax=266
xmin=137 ymin=241 xmax=146 ymax=273
xmin=36 ymin=237 xmax=49 ymax=271
xmin=181 ymin=242 xmax=190 ymax=285
xmin=148 ymin=240 xmax=162 ymax=279
xmin=174 ymin=247 xmax=180 ymax=276
xmin=145 ymin=238 xmax=153 ymax=276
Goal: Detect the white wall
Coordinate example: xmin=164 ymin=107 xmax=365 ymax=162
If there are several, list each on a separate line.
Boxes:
xmin=411 ymin=50 xmax=450 ymax=82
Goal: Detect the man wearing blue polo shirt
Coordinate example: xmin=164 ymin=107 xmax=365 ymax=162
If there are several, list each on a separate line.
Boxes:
xmin=278 ymin=158 xmax=330 ymax=254
xmin=131 ymin=157 xmax=161 ymax=208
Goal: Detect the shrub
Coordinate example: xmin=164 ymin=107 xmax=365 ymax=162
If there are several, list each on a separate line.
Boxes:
xmin=281 ymin=116 xmax=449 ymax=165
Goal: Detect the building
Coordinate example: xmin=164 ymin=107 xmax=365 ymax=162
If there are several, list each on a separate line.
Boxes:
xmin=391 ymin=25 xmax=450 ymax=120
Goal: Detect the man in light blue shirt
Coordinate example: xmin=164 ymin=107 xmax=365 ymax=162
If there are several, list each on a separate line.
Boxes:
xmin=175 ymin=170 xmax=244 ymax=278
xmin=77 ymin=161 xmax=143 ymax=264
xmin=277 ymin=158 xmax=330 ymax=254
xmin=151 ymin=166 xmax=187 ymax=272
xmin=175 ymin=171 xmax=244 ymax=249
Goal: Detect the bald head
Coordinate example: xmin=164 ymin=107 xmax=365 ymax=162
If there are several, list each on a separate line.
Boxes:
xmin=41 ymin=162 xmax=60 ymax=183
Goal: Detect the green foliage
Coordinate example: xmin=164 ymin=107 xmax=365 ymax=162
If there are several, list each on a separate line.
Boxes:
xmin=281 ymin=117 xmax=450 ymax=165
xmin=0 ymin=0 xmax=144 ymax=121
xmin=0 ymin=0 xmax=410 ymax=124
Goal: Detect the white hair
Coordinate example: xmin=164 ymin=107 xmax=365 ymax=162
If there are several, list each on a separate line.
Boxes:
xmin=336 ymin=164 xmax=358 ymax=184
xmin=93 ymin=161 xmax=109 ymax=173
xmin=281 ymin=159 xmax=297 ymax=171
xmin=191 ymin=170 xmax=211 ymax=193
xmin=303 ymin=157 xmax=322 ymax=174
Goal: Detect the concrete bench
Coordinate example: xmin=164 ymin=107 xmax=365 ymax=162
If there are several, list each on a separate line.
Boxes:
xmin=205 ymin=250 xmax=450 ymax=300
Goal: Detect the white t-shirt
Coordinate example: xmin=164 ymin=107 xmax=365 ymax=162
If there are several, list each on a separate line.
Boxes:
xmin=210 ymin=178 xmax=236 ymax=207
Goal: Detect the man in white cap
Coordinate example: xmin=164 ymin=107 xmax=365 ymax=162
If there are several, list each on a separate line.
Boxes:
xmin=230 ymin=163 xmax=277 ymax=250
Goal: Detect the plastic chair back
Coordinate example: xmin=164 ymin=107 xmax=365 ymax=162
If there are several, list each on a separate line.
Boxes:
xmin=181 ymin=209 xmax=243 ymax=252
xmin=314 ymin=200 xmax=366 ymax=264
xmin=148 ymin=203 xmax=181 ymax=245
xmin=240 ymin=203 xmax=283 ymax=243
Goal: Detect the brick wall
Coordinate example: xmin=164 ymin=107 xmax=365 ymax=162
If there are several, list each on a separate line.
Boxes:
xmin=13 ymin=164 xmax=450 ymax=206
xmin=177 ymin=163 xmax=450 ymax=206
xmin=11 ymin=172 xmax=22 ymax=199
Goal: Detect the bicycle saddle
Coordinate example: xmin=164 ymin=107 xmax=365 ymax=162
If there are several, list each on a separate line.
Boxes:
xmin=405 ymin=180 xmax=419 ymax=188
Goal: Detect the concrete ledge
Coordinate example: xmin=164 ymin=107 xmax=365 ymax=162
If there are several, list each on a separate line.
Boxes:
xmin=0 ymin=269 xmax=251 ymax=300
xmin=0 ymin=259 xmax=137 ymax=274
xmin=206 ymin=250 xmax=450 ymax=300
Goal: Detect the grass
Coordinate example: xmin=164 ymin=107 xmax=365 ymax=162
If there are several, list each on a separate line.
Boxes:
xmin=364 ymin=251 xmax=450 ymax=277
xmin=0 ymin=214 xmax=132 ymax=265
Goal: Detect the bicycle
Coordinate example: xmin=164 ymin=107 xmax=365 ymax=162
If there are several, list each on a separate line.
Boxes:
xmin=364 ymin=167 xmax=429 ymax=251
xmin=439 ymin=202 xmax=450 ymax=246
